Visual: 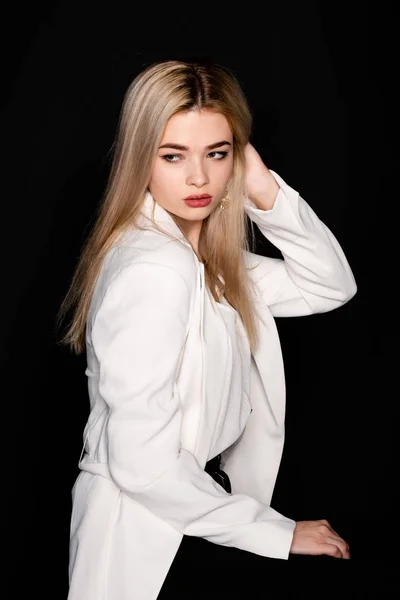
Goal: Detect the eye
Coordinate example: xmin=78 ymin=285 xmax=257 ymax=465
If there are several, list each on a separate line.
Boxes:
xmin=161 ymin=154 xmax=181 ymax=163
xmin=161 ymin=150 xmax=229 ymax=163
xmin=208 ymin=151 xmax=229 ymax=160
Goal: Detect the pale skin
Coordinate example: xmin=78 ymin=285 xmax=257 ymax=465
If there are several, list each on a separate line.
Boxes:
xmin=149 ymin=109 xmax=281 ymax=257
xmin=149 ymin=109 xmax=351 ymax=560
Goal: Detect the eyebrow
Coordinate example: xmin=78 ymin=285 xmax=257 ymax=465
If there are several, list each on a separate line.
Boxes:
xmin=158 ymin=140 xmax=232 ymax=151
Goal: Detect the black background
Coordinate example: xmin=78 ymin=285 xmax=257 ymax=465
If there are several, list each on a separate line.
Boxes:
xmin=1 ymin=1 xmax=397 ymax=597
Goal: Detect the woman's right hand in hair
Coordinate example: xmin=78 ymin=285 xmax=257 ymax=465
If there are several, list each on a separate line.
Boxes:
xmin=290 ymin=519 xmax=351 ymax=559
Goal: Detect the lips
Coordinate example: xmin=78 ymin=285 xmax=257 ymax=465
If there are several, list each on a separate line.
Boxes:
xmin=183 ymin=195 xmax=212 ymax=208
xmin=184 ymin=194 xmax=212 ymax=201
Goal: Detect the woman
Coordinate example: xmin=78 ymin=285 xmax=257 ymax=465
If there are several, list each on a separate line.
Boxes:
xmin=58 ymin=59 xmax=357 ymax=599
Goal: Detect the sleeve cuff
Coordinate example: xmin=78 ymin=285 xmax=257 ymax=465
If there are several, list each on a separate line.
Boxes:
xmin=244 ymin=170 xmax=307 ymax=238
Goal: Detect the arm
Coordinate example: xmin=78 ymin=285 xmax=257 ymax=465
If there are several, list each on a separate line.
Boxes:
xmin=91 ymin=262 xmax=295 ymax=558
xmin=244 ymin=170 xmax=357 ymax=317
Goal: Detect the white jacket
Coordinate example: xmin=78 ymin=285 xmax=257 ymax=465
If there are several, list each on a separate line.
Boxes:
xmin=67 ymin=171 xmax=357 ymax=599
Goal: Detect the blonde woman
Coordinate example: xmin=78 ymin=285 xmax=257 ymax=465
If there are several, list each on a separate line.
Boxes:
xmin=59 ymin=59 xmax=357 ymax=599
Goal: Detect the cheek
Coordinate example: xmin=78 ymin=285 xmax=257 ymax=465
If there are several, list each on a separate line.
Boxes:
xmin=149 ymin=163 xmax=180 ymax=190
xmin=218 ymin=158 xmax=234 ymax=185
xmin=149 ymin=157 xmax=234 ymax=191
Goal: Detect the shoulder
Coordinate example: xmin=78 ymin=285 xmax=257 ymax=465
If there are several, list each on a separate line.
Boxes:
xmin=111 ymin=226 xmax=197 ymax=286
xmin=90 ymin=226 xmax=198 ymax=316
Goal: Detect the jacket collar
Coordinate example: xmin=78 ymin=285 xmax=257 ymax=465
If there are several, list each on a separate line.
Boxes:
xmin=138 ymin=190 xmax=189 ymax=245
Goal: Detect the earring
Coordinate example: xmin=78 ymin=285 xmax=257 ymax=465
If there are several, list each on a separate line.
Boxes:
xmin=219 ymin=189 xmax=231 ymax=211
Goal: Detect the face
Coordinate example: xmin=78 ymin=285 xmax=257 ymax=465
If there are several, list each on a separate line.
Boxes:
xmin=148 ymin=109 xmax=234 ymax=244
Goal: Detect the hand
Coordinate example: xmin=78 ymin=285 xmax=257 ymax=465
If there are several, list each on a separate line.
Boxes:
xmin=244 ymin=143 xmax=280 ymax=210
xmin=290 ymin=519 xmax=351 ymax=559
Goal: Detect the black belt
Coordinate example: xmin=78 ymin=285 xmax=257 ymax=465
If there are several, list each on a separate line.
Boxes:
xmin=204 ymin=454 xmax=231 ymax=493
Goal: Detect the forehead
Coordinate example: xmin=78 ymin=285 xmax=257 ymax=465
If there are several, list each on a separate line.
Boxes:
xmin=161 ymin=110 xmax=232 ymax=145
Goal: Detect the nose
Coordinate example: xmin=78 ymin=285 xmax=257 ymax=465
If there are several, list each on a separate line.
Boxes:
xmin=186 ymin=158 xmax=210 ymax=187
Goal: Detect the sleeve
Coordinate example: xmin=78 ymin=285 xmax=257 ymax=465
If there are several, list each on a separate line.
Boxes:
xmin=91 ymin=261 xmax=296 ymax=559
xmin=243 ymin=170 xmax=357 ymax=317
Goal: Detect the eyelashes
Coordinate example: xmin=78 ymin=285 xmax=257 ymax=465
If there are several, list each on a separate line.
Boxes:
xmin=161 ymin=151 xmax=229 ymax=164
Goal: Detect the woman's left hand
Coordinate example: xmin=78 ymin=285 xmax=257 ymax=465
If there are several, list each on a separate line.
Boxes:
xmin=244 ymin=143 xmax=280 ymax=211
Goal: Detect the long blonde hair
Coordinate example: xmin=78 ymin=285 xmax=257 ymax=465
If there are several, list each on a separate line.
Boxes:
xmin=57 ymin=59 xmax=260 ymax=355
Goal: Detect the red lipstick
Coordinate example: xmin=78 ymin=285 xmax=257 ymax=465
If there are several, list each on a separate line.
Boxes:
xmin=184 ymin=193 xmax=212 ymax=208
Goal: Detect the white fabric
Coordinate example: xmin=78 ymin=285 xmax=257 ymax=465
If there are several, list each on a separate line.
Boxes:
xmin=205 ymin=293 xmax=252 ymax=461
xmin=67 ymin=170 xmax=357 ymax=599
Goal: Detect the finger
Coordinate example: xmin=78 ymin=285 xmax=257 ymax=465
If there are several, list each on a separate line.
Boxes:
xmin=326 ymin=536 xmax=351 ymax=559
xmin=320 ymin=523 xmax=351 ymax=554
xmin=318 ymin=543 xmax=343 ymax=559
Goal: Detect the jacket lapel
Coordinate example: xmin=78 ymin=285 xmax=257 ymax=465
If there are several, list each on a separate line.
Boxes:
xmin=138 ymin=191 xmax=190 ymax=244
xmin=136 ymin=192 xmax=284 ymax=461
xmin=251 ymin=297 xmax=286 ymax=428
